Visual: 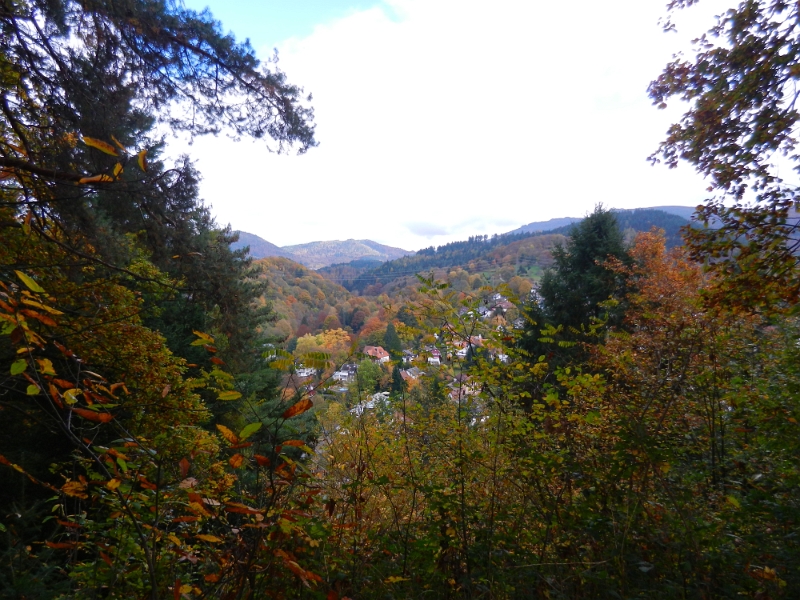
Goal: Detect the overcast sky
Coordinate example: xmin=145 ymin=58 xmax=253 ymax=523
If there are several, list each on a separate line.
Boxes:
xmin=173 ymin=0 xmax=731 ymax=251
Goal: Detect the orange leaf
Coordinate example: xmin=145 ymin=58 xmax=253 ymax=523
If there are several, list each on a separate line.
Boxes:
xmin=216 ymin=424 xmax=238 ymax=444
xmin=229 ymin=442 xmax=253 ymax=450
xmin=282 ymin=440 xmax=306 ymax=447
xmin=225 ymin=502 xmax=261 ymax=515
xmin=71 ymin=408 xmax=113 ymax=423
xmin=210 ymin=356 xmax=225 ymax=365
xmin=78 ymin=174 xmax=114 ymax=184
xmin=229 ymin=453 xmax=245 ymax=468
xmin=195 ymin=534 xmax=222 ymax=543
xmin=179 ymin=458 xmax=190 ymax=478
xmin=83 ymin=137 xmax=119 ymax=155
xmin=282 ymin=399 xmax=313 ymax=419
xmin=254 ymin=454 xmax=271 ymax=467
xmin=62 ymin=480 xmax=88 ymax=499
xmin=19 ymin=309 xmax=57 ymax=326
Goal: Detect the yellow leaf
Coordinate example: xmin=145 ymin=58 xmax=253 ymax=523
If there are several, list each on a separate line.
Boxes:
xmin=217 ymin=391 xmax=242 ymax=401
xmin=63 ymin=389 xmax=81 ymax=405
xmin=14 ymin=270 xmax=45 ymax=293
xmin=35 ymin=358 xmax=56 ymax=375
xmin=195 ymin=534 xmax=222 ymax=543
xmin=192 ymin=330 xmax=214 ymax=342
xmin=137 ymin=149 xmax=148 ymax=172
xmin=26 ymin=384 xmax=39 ymax=395
xmin=385 ymin=576 xmax=410 ymax=583
xmin=106 ymin=478 xmax=121 ymax=490
xmin=179 ymin=584 xmax=192 ymax=594
xmin=113 ymin=162 xmax=123 ymax=177
xmin=83 ymin=137 xmax=119 ymax=156
xmin=168 ymin=534 xmax=182 ymax=547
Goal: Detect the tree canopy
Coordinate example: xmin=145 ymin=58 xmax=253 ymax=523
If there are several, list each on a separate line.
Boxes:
xmin=650 ymin=0 xmax=800 ymax=306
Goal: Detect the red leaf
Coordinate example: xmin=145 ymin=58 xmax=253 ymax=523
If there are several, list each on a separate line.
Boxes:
xmin=179 ymin=458 xmax=190 ymax=478
xmin=45 ymin=541 xmax=76 ymax=550
xmin=171 ymin=516 xmax=199 ymax=523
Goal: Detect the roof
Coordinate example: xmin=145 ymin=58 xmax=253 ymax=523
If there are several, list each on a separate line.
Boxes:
xmin=363 ymin=345 xmax=390 ymax=359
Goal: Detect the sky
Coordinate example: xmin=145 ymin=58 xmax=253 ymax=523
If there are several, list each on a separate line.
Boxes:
xmin=172 ymin=0 xmax=731 ymax=251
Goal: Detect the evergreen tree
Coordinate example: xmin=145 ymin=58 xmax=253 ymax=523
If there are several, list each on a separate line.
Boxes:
xmin=391 ymin=364 xmax=405 ymax=394
xmin=384 ymin=321 xmax=402 ymax=357
xmin=517 ymin=206 xmax=629 ymax=394
xmin=537 ymin=205 xmax=628 ymax=331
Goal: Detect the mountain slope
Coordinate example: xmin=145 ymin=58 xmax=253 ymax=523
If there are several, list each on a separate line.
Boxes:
xmin=231 ymin=232 xmax=294 ymax=260
xmin=320 ymin=209 xmax=690 ymax=294
xmin=281 ymin=239 xmax=413 ymax=269
xmin=506 ymin=217 xmax=582 ymax=235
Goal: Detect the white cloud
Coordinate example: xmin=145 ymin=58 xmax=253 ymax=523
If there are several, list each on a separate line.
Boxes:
xmin=168 ymin=0 xmax=731 ymax=251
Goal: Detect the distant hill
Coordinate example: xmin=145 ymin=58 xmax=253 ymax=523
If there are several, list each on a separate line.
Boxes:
xmin=281 ymin=239 xmax=414 ymax=270
xmin=540 ymin=208 xmax=690 ymax=249
xmin=649 ymin=205 xmax=699 ymax=220
xmin=507 ymin=206 xmax=699 ymax=237
xmin=320 ymin=208 xmax=691 ymax=295
xmin=230 ymin=232 xmax=413 ymax=269
xmin=506 ymin=217 xmax=582 ymax=235
xmin=231 ymin=231 xmax=294 ymax=260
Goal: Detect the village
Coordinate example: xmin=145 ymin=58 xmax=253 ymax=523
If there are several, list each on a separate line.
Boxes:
xmin=278 ymin=292 xmax=515 ymax=417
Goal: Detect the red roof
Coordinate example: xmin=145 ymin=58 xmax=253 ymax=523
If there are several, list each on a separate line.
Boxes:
xmin=363 ymin=345 xmax=389 ymax=359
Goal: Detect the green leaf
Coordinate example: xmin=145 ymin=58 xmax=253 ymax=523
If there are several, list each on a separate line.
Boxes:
xmin=239 ymin=422 xmax=262 ymax=440
xmin=14 ymin=271 xmax=45 ymax=293
xmin=10 ymin=359 xmax=27 ymax=375
xmin=26 ymin=384 xmax=39 ymax=396
xmin=727 ymin=495 xmax=741 ymax=509
xmin=584 ymin=411 xmax=600 ymax=425
xmin=217 ymin=391 xmax=242 ymax=401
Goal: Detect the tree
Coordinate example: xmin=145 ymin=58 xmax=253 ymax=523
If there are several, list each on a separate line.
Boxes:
xmin=390 ymin=364 xmax=405 ymax=394
xmin=538 ymin=205 xmax=628 ymax=330
xmin=650 ymin=0 xmax=800 ymax=308
xmin=517 ymin=206 xmax=628 ymax=379
xmin=1 ymin=0 xmax=316 ymax=369
xmin=383 ymin=321 xmax=402 ymax=357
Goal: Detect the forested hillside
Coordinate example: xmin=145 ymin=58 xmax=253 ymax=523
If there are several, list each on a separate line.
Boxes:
xmin=320 ymin=208 xmax=686 ymax=294
xmin=3 ymin=1 xmax=800 ymax=599
xmin=254 ymin=257 xmax=391 ymax=343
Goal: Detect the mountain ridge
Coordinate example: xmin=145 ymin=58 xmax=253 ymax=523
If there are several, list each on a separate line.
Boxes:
xmin=231 ymin=232 xmax=414 ymax=270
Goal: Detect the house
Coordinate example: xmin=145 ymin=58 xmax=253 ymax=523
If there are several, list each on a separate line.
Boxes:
xmin=399 ymin=366 xmax=424 ymax=387
xmin=333 ymin=362 xmax=359 ymax=382
xmin=427 ymin=347 xmax=441 ymax=366
xmin=364 ymin=345 xmax=390 ymax=363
